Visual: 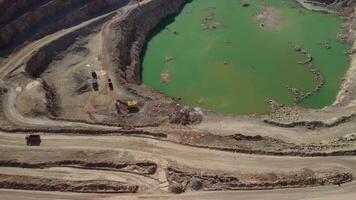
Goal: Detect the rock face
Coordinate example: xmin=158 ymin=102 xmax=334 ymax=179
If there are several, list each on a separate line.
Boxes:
xmin=23 ymin=17 xmax=109 ymax=77
xmin=308 ymin=0 xmax=356 ymax=14
xmin=0 ymin=0 xmax=39 ymax=25
xmin=0 ymin=0 xmax=131 ymax=51
xmin=104 ymin=0 xmax=187 ymax=85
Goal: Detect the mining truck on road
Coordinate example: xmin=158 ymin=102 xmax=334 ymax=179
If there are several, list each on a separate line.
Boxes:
xmin=26 ymin=134 xmax=41 ymax=146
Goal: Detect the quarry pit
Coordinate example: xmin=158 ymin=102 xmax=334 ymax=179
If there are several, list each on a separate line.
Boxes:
xmin=0 ymin=0 xmax=356 ymax=199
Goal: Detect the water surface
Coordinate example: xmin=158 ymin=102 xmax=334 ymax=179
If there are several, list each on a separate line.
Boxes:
xmin=142 ymin=0 xmax=351 ymax=115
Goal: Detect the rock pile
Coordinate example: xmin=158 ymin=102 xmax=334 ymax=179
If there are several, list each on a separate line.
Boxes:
xmin=169 ymin=106 xmax=203 ymax=125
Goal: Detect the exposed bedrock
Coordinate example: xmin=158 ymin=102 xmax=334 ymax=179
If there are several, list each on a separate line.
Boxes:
xmin=0 ymin=0 xmax=131 ymax=53
xmin=309 ymin=0 xmax=356 ymax=12
xmin=104 ymin=0 xmax=187 ymax=85
xmin=24 ymin=15 xmax=112 ymax=78
xmin=0 ymin=0 xmax=45 ymax=26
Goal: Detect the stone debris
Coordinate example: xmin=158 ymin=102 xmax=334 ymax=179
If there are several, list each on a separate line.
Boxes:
xmin=164 ymin=56 xmax=174 ymax=62
xmin=169 ymin=106 xmax=203 ymax=125
xmin=241 ymin=3 xmax=251 ymax=8
xmin=292 ymin=45 xmax=325 ymax=103
xmin=166 ymin=166 xmax=353 ymax=193
xmin=160 ymin=70 xmax=171 ymax=84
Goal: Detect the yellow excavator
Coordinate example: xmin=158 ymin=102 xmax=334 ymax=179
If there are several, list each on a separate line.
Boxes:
xmin=127 ymin=100 xmax=138 ymax=112
xmin=115 ymin=99 xmax=139 ymax=114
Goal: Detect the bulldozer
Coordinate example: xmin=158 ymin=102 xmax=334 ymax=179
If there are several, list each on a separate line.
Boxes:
xmin=25 ymin=134 xmax=41 ymax=146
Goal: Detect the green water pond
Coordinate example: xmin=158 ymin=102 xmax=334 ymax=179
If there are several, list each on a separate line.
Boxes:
xmin=142 ymin=0 xmax=351 ymax=115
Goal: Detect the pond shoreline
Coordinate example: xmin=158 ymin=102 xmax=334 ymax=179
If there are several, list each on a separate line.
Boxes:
xmin=129 ymin=0 xmax=356 ymax=128
xmin=139 ymin=0 xmax=354 ymax=115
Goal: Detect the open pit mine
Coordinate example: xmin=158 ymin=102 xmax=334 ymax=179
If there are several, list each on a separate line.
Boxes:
xmin=0 ymin=0 xmax=356 ymax=199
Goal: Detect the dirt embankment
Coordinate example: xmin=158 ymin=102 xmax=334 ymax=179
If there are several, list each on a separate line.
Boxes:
xmin=23 ymin=15 xmax=113 ymax=78
xmin=0 ymin=174 xmax=138 ymax=193
xmin=166 ymin=165 xmax=353 ymax=193
xmin=171 ymin=131 xmax=356 ymax=157
xmin=0 ymin=160 xmax=157 ymax=175
xmin=264 ymin=112 xmax=356 ymax=129
xmin=0 ymin=148 xmax=157 ymax=175
xmin=0 ymin=87 xmax=13 ymax=128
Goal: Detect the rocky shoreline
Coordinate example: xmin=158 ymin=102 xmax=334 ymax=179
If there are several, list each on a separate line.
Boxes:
xmin=262 ymin=1 xmax=356 ymax=125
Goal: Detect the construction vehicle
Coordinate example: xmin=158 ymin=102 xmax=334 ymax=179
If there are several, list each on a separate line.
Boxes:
xmin=115 ymin=99 xmax=139 ymax=114
xmin=25 ymin=134 xmax=41 ymax=146
xmin=127 ymin=100 xmax=138 ymax=112
xmin=91 ymin=70 xmax=99 ymax=91
xmin=108 ymin=79 xmax=113 ymax=91
xmin=91 ymin=70 xmax=97 ymax=79
xmin=92 ymin=78 xmax=99 ymax=91
xmin=115 ymin=101 xmax=121 ymax=114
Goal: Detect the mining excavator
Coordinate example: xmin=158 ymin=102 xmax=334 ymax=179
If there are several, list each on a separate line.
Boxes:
xmin=127 ymin=100 xmax=139 ymax=113
xmin=116 ymin=99 xmax=139 ymax=114
xmin=127 ymin=100 xmax=137 ymax=109
xmin=25 ymin=134 xmax=41 ymax=146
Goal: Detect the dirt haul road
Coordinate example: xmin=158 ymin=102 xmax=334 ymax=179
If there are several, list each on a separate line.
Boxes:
xmin=1 ymin=132 xmax=356 ymax=199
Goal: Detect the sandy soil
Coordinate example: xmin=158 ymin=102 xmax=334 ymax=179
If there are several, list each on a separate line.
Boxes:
xmin=255 ymin=6 xmax=283 ymax=30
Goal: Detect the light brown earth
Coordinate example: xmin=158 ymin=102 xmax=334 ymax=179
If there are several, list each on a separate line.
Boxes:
xmin=0 ymin=0 xmax=356 ymax=199
xmin=255 ymin=6 xmax=284 ymax=30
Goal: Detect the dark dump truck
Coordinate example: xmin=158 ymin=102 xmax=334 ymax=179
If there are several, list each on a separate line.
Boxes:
xmin=92 ymin=78 xmax=99 ymax=91
xmin=26 ymin=134 xmax=41 ymax=146
xmin=108 ymin=79 xmax=114 ymax=91
xmin=92 ymin=70 xmax=99 ymax=91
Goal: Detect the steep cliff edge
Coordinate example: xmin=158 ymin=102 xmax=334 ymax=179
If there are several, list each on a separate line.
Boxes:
xmin=104 ymin=0 xmax=187 ymax=85
xmin=306 ymin=0 xmax=355 ymax=14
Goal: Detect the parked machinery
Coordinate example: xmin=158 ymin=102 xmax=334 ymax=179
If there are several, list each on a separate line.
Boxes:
xmin=108 ymin=79 xmax=114 ymax=91
xmin=91 ymin=70 xmax=99 ymax=91
xmin=92 ymin=78 xmax=99 ymax=91
xmin=25 ymin=134 xmax=41 ymax=146
xmin=115 ymin=99 xmax=140 ymax=114
xmin=127 ymin=100 xmax=139 ymax=113
xmin=91 ymin=70 xmax=97 ymax=79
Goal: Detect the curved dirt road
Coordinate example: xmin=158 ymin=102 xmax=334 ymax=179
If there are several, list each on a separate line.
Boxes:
xmin=1 ymin=132 xmax=356 ymax=199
